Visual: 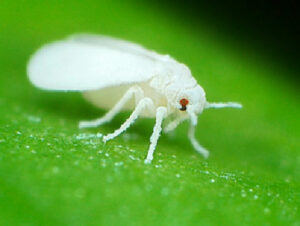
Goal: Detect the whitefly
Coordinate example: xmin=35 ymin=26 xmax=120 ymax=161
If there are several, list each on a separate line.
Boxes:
xmin=27 ymin=34 xmax=242 ymax=163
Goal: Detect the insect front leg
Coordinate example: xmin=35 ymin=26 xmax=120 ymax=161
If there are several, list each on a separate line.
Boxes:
xmin=164 ymin=115 xmax=189 ymax=133
xmin=103 ymin=97 xmax=155 ymax=142
xmin=144 ymin=106 xmax=167 ymax=164
xmin=188 ymin=124 xmax=209 ymax=158
xmin=79 ymin=86 xmax=144 ymax=128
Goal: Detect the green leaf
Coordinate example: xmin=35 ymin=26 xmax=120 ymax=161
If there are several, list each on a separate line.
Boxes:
xmin=0 ymin=0 xmax=299 ymax=225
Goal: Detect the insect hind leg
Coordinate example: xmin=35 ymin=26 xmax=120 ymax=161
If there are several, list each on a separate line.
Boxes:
xmin=79 ymin=86 xmax=144 ymax=129
xmin=103 ymin=97 xmax=154 ymax=142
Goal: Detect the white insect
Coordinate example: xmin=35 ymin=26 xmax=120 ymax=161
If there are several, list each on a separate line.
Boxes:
xmin=27 ymin=34 xmax=242 ymax=164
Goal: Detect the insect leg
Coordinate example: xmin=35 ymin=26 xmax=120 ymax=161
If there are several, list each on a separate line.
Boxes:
xmin=144 ymin=107 xmax=167 ymax=164
xmin=188 ymin=124 xmax=209 ymax=158
xmin=79 ymin=86 xmax=144 ymax=128
xmin=103 ymin=97 xmax=154 ymax=142
xmin=164 ymin=115 xmax=188 ymax=133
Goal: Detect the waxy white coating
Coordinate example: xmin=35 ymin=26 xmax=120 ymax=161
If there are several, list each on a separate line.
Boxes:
xmin=28 ymin=34 xmax=242 ymax=163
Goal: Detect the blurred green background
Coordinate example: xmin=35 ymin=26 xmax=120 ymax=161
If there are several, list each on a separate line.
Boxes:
xmin=0 ymin=0 xmax=299 ymax=225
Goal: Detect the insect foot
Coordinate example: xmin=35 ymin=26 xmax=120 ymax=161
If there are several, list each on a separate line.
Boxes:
xmin=78 ymin=120 xmax=97 ymax=129
xmin=102 ymin=136 xmax=109 ymax=143
xmin=144 ymin=158 xmax=153 ymax=164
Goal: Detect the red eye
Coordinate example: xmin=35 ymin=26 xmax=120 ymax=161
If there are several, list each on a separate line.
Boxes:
xmin=179 ymin=98 xmax=189 ymax=111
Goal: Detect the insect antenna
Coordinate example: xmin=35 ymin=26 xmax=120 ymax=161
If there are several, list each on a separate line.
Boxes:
xmin=205 ymin=102 xmax=242 ymax=109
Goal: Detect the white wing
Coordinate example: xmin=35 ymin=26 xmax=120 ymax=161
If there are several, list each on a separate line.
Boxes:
xmin=27 ymin=34 xmax=170 ymax=91
xmin=68 ymin=34 xmax=167 ymax=61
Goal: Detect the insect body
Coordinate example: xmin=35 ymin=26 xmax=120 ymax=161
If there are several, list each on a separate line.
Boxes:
xmin=27 ymin=34 xmax=242 ymax=163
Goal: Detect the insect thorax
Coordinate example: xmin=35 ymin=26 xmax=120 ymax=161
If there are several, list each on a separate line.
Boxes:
xmin=148 ymin=65 xmax=198 ymax=113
